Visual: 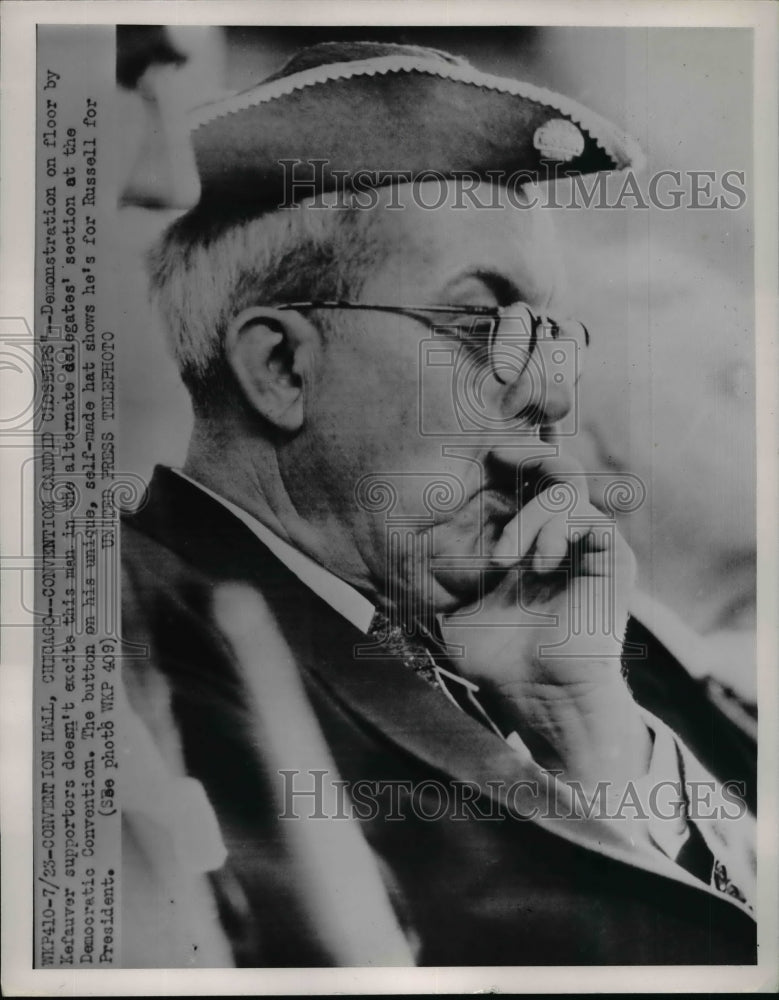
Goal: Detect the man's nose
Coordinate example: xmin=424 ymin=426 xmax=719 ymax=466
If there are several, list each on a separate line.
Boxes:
xmin=498 ymin=334 xmax=581 ymax=428
xmin=120 ymin=65 xmax=201 ymax=210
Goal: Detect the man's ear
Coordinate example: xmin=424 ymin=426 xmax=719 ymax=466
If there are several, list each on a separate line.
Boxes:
xmin=224 ymin=307 xmax=318 ymax=432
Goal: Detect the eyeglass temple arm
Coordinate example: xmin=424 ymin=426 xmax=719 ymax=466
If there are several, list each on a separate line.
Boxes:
xmin=274 ymin=301 xmax=499 ymax=316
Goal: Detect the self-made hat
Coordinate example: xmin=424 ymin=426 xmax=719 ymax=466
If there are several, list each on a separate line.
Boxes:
xmin=190 ymin=40 xmax=642 ymax=213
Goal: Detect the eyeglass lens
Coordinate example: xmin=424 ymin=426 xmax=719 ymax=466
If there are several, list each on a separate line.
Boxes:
xmin=490 ymin=307 xmax=587 ymax=387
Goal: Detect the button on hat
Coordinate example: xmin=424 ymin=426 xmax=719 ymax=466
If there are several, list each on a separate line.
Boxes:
xmin=533 ymin=118 xmax=586 ymax=162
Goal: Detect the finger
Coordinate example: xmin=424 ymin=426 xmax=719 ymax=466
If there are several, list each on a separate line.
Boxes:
xmin=565 ymin=576 xmax=629 ymax=660
xmin=532 ymin=507 xmax=613 ymax=574
xmin=578 ymin=525 xmax=613 ymax=554
xmin=532 ymin=511 xmax=569 ymax=573
xmin=578 ymin=530 xmax=636 ymax=585
xmin=491 ymin=512 xmax=521 ymax=563
xmin=491 ymin=490 xmax=555 ymax=562
xmin=493 ymin=487 xmax=605 ymax=562
xmin=530 ymin=453 xmax=589 ymax=500
xmin=577 ymin=547 xmax=614 ymax=578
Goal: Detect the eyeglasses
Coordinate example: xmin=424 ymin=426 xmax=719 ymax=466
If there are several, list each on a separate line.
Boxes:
xmin=273 ymin=300 xmax=590 ymax=386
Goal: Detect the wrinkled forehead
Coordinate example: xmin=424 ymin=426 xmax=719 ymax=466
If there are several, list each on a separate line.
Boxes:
xmin=360 ymin=179 xmax=560 ymax=304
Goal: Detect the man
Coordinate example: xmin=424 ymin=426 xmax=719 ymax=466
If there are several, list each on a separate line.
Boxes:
xmin=120 ymin=41 xmax=756 ymax=967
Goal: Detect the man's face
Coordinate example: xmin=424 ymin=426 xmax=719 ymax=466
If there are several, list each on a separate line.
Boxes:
xmin=285 ymin=181 xmax=581 ymax=614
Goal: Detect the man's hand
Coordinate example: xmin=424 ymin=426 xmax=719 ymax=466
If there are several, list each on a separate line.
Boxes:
xmin=439 ymin=490 xmax=652 ymax=789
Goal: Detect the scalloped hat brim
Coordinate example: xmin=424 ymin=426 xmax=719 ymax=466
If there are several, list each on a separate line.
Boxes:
xmin=190 ymin=54 xmax=643 ymax=211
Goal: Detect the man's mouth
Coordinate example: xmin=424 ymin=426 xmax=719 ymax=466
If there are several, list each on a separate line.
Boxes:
xmin=428 ymin=456 xmax=566 ymax=606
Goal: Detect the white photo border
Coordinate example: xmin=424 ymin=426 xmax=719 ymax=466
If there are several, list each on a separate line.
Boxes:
xmin=1 ymin=1 xmax=777 ymax=994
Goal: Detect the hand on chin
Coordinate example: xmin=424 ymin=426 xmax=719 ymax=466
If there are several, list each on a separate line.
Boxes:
xmin=438 ymin=489 xmax=652 ymax=788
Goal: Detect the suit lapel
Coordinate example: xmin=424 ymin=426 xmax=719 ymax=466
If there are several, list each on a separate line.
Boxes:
xmin=128 ymin=466 xmax=754 ymax=917
xmin=299 ymin=627 xmax=756 ymax=912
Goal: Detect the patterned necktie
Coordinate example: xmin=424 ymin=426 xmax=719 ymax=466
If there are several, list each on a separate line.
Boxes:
xmin=368 ymin=609 xmax=441 ymax=688
xmin=367 ymin=608 xmax=504 ymax=737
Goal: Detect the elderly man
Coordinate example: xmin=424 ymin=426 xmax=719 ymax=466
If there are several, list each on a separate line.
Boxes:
xmin=120 ymin=41 xmax=756 ymax=967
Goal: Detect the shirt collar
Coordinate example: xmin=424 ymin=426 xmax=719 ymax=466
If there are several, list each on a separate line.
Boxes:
xmin=173 ymin=470 xmax=376 ymax=634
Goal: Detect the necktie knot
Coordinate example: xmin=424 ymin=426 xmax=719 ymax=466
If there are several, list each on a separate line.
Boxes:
xmin=368 ymin=609 xmax=441 ymax=688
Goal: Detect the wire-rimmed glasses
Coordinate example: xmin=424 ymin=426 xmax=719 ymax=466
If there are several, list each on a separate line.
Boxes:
xmin=273 ymin=300 xmax=590 ymax=386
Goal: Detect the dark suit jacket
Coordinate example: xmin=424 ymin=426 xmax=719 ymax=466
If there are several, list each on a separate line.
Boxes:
xmin=120 ymin=466 xmax=756 ymax=967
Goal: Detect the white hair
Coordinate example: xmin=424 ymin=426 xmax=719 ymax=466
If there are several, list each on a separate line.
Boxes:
xmin=147 ymin=204 xmax=383 ymax=414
